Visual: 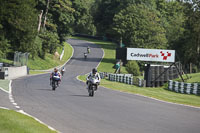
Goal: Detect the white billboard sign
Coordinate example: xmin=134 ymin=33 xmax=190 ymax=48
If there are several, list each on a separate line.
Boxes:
xmin=127 ymin=48 xmax=175 ymax=62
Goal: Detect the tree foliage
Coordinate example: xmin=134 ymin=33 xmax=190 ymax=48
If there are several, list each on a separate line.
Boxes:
xmin=0 ymin=0 xmax=38 ymax=57
xmin=125 ymin=61 xmax=140 ymax=76
xmin=113 ymin=4 xmax=167 ymax=49
xmin=0 ymin=0 xmax=200 ymax=70
xmin=72 ymin=0 xmax=96 ymax=35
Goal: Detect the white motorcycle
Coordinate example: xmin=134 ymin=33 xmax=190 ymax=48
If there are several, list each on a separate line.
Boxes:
xmin=84 ymin=53 xmax=87 ymax=59
xmin=87 ymin=76 xmax=99 ymax=97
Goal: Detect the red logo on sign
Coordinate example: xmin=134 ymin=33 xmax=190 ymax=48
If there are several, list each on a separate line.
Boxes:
xmin=160 ymin=51 xmax=171 ymax=60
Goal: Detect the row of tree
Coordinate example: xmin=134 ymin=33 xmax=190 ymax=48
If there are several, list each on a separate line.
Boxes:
xmin=0 ymin=0 xmax=95 ymax=59
xmin=0 ymin=0 xmax=199 ymax=71
xmin=92 ymin=0 xmax=200 ymax=71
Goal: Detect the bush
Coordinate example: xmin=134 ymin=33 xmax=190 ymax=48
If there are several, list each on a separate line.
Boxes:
xmin=125 ymin=61 xmax=140 ymax=76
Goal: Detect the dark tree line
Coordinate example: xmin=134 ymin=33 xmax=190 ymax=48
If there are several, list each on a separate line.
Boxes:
xmin=0 ymin=0 xmax=199 ymax=71
xmin=0 ymin=0 xmax=95 ymax=59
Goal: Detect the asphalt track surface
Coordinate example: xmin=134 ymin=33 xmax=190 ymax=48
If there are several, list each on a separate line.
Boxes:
xmin=12 ymin=39 xmax=200 ymax=133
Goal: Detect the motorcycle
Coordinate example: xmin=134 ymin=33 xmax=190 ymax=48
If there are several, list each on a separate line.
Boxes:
xmin=84 ymin=53 xmax=87 ymax=59
xmin=51 ymin=75 xmax=60 ymax=90
xmin=87 ymin=76 xmax=99 ymax=97
xmin=61 ymin=69 xmax=65 ymax=76
xmin=87 ymin=48 xmax=90 ymax=54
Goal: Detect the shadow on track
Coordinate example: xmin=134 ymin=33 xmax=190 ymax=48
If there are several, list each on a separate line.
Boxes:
xmin=70 ymin=94 xmax=89 ymax=97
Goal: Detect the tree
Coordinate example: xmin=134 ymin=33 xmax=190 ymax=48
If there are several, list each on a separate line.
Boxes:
xmin=112 ymin=4 xmax=167 ymax=49
xmin=93 ymin=0 xmax=157 ymax=36
xmin=175 ymin=0 xmax=200 ymax=69
xmin=38 ymin=30 xmax=59 ymax=59
xmin=0 ymin=0 xmax=38 ymax=56
xmin=156 ymin=0 xmax=185 ymax=48
xmin=49 ymin=0 xmax=75 ymax=43
xmin=72 ymin=0 xmax=96 ymax=35
xmin=126 ymin=61 xmax=140 ymax=76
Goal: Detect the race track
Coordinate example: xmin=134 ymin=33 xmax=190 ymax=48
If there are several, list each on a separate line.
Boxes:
xmin=12 ymin=39 xmax=200 ymax=133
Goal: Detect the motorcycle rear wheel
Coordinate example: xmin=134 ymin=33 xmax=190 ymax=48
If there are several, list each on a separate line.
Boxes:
xmin=52 ymin=81 xmax=56 ymax=91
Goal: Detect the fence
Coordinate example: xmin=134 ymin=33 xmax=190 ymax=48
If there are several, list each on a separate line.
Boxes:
xmin=168 ymin=80 xmax=200 ymax=95
xmin=14 ymin=52 xmax=29 ymax=67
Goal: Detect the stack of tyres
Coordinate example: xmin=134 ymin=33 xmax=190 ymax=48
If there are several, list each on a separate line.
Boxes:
xmin=160 ymin=66 xmax=165 ymax=86
xmin=164 ymin=68 xmax=169 ymax=82
xmin=168 ymin=68 xmax=173 ymax=80
xmin=155 ymin=66 xmax=160 ymax=87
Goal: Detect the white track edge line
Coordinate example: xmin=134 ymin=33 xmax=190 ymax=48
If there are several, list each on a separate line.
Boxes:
xmin=0 ymin=87 xmax=9 ymax=93
xmin=9 ymin=80 xmax=59 ymax=132
xmin=0 ymin=106 xmax=10 ymax=110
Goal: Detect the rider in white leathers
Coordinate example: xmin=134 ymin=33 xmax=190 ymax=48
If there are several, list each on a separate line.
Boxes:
xmin=86 ymin=68 xmax=101 ymax=90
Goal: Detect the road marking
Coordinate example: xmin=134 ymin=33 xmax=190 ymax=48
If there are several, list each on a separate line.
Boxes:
xmin=12 ymin=102 xmax=17 ymax=106
xmin=0 ymin=87 xmax=9 ymax=93
xmin=9 ymin=80 xmax=60 ymax=132
xmin=0 ymin=106 xmax=10 ymax=110
xmin=18 ymin=110 xmax=58 ymax=132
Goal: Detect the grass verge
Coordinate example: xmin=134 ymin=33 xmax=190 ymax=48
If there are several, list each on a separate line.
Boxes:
xmin=78 ymin=75 xmax=200 ymax=107
xmin=176 ymin=72 xmax=200 ymax=83
xmin=29 ymin=70 xmax=48 ymax=75
xmin=75 ymin=37 xmax=200 ymax=107
xmin=0 ymin=58 xmax=13 ymax=64
xmin=28 ymin=42 xmax=73 ymax=70
xmin=0 ymin=108 xmax=56 ymax=133
xmin=0 ymin=80 xmax=10 ymax=92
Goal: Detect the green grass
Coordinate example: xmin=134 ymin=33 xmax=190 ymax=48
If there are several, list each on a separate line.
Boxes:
xmin=28 ymin=42 xmax=73 ymax=70
xmin=71 ymin=36 xmax=128 ymax=73
xmin=176 ymin=73 xmax=200 ymax=83
xmin=29 ymin=70 xmax=48 ymax=75
xmin=0 ymin=80 xmax=10 ymax=92
xmin=0 ymin=108 xmax=56 ymax=133
xmin=76 ymin=37 xmax=200 ymax=107
xmin=78 ymin=75 xmax=200 ymax=107
xmin=0 ymin=58 xmax=13 ymax=65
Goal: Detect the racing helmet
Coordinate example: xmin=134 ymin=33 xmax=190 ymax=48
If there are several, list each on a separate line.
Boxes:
xmin=54 ymin=68 xmax=58 ymax=72
xmin=92 ymin=68 xmax=97 ymax=74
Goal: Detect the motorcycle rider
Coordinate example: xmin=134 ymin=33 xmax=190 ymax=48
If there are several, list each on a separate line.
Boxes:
xmin=87 ymin=46 xmax=90 ymax=53
xmin=86 ymin=68 xmax=101 ymax=90
xmin=61 ymin=67 xmax=65 ymax=76
xmin=84 ymin=52 xmax=87 ymax=59
xmin=50 ymin=68 xmax=61 ymax=86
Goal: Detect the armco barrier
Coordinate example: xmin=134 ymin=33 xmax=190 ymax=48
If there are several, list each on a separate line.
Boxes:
xmin=100 ymin=72 xmax=146 ymax=86
xmin=168 ymin=80 xmax=200 ymax=95
xmin=106 ymin=73 xmax=133 ymax=85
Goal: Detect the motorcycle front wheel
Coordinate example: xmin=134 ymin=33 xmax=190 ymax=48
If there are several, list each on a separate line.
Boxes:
xmin=88 ymin=86 xmax=94 ymax=97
